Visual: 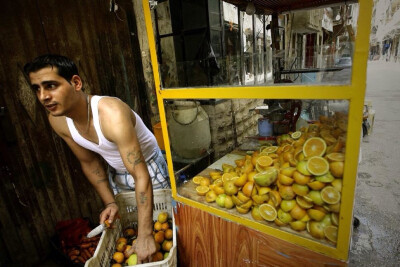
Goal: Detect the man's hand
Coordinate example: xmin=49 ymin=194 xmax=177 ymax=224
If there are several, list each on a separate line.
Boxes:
xmin=133 ymin=234 xmax=157 ymax=263
xmin=99 ymin=202 xmax=119 ymax=224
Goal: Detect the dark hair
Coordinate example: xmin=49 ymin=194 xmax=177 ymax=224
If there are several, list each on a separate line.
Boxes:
xmin=24 ymin=54 xmax=79 ymax=83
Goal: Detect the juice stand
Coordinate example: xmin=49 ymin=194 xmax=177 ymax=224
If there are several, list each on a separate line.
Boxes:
xmin=143 ymin=0 xmax=372 ymax=265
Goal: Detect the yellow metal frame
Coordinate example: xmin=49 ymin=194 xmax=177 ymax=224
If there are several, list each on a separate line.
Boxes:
xmin=142 ymin=0 xmax=372 ymax=261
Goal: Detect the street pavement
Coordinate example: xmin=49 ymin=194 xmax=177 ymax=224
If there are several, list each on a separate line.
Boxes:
xmin=348 ymin=60 xmax=400 ymax=266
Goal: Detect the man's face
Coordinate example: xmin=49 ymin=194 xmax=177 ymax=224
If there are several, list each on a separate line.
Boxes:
xmin=29 ymin=66 xmax=80 ymax=116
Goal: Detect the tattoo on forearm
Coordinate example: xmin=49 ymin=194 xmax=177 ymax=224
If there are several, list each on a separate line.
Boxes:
xmin=140 ymin=192 xmax=147 ymax=204
xmin=96 ymin=178 xmax=108 ymax=184
xmin=91 ymin=167 xmax=107 ymax=184
xmin=127 ymin=150 xmax=143 ymax=167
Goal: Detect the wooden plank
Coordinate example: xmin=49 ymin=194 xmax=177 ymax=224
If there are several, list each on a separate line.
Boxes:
xmin=174 ymin=203 xmax=346 ymax=266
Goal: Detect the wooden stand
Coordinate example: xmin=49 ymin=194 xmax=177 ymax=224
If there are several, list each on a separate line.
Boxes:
xmin=174 ymin=203 xmax=347 ymax=266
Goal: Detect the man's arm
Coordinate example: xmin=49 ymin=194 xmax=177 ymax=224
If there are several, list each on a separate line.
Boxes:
xmin=99 ymin=98 xmax=156 ymax=263
xmin=49 ymin=115 xmax=118 ymax=223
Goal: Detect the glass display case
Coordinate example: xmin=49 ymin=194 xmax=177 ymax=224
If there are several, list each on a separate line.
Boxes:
xmin=143 ymin=0 xmax=371 ymax=262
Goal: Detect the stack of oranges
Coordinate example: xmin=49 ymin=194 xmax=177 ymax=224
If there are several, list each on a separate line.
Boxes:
xmin=111 ymin=212 xmax=173 ymax=266
xmin=192 ymin=112 xmax=347 ymax=244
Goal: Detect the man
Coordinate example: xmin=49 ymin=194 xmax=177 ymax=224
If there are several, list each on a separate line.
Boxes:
xmin=24 ymin=54 xmax=169 ymax=263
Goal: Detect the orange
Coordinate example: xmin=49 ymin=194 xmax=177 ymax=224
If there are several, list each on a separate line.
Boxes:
xmin=222 ymin=172 xmax=238 ymax=183
xmin=236 ymin=205 xmax=250 ymax=214
xmin=324 ymin=225 xmax=338 ymax=243
xmin=280 ymin=167 xmax=296 ymax=177
xmin=279 ymin=185 xmax=295 ymax=200
xmin=112 ymin=252 xmax=125 ymax=263
xmin=124 ymin=228 xmax=135 ymax=238
xmin=290 ymin=204 xmax=307 ymax=220
xmin=115 ymin=241 xmax=127 ymax=252
xmin=269 ymin=190 xmax=282 ymax=207
xmin=162 ymin=240 xmax=173 ymax=251
xmin=152 ymin=251 xmax=164 ymax=262
xmin=306 ymin=156 xmax=329 ymax=176
xmin=154 ymin=231 xmax=165 ymax=244
xmin=331 ymin=179 xmax=343 ymax=192
xmin=326 ymin=152 xmax=345 ymax=162
xmin=307 ymin=208 xmax=326 ymax=221
xmin=116 ymin=237 xmax=127 ymax=244
xmin=242 ymin=181 xmax=255 ymax=197
xmin=251 ymin=206 xmax=264 ymax=221
xmin=303 ymin=137 xmax=327 ymax=158
xmin=212 ymin=178 xmax=223 ymax=186
xmin=235 ymin=158 xmax=245 ymax=167
xmin=165 ymin=229 xmax=173 ymax=240
xmin=293 ymin=171 xmax=311 ymax=185
xmin=292 ymin=183 xmax=309 ymax=196
xmin=307 ymin=180 xmax=326 ymax=191
xmin=196 ymin=185 xmax=209 ymax=196
xmin=330 ymin=161 xmax=344 ymax=177
xmin=291 ymin=131 xmax=302 ymax=139
xmin=289 ymin=220 xmax=307 ymax=231
xmin=259 ymin=203 xmax=277 ymax=221
xmin=212 ymin=186 xmax=225 ymax=195
xmin=192 ymin=176 xmax=203 ymax=184
xmin=278 ymin=173 xmax=294 ymax=185
xmin=256 ymin=155 xmax=273 ymax=168
xmin=320 ymin=186 xmax=341 ymax=204
xmin=161 ymin=222 xmax=169 ymax=231
xmin=296 ymin=196 xmax=313 ymax=209
xmin=200 ymin=178 xmax=211 ymax=186
xmin=308 ymin=221 xmax=325 ymax=239
xmin=262 ymin=146 xmax=278 ymax=154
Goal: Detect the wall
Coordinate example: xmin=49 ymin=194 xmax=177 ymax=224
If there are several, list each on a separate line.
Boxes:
xmin=0 ymin=0 xmax=148 ymax=265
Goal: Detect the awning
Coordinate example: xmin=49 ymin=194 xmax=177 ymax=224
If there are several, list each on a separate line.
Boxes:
xmin=223 ymin=0 xmax=358 ymax=15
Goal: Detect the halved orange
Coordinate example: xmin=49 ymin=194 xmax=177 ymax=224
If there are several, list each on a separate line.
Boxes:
xmin=256 ymin=155 xmax=273 ymax=168
xmin=259 ymin=203 xmax=277 ymax=221
xmin=324 ymin=225 xmax=338 ymax=243
xmin=192 ymin=176 xmax=203 ymax=184
xmin=261 ymin=146 xmax=278 ymax=154
xmin=303 ymin=137 xmax=327 ymax=158
xmin=306 ymin=156 xmax=329 ymax=176
xmin=291 ymin=131 xmax=302 ymax=139
xmin=296 ymin=196 xmax=313 ymax=209
xmin=196 ymin=185 xmax=209 ymax=196
xmin=222 ymin=173 xmax=238 ymax=183
xmin=321 ymin=186 xmax=341 ymax=204
xmin=269 ymin=190 xmax=282 ymax=207
xmin=326 ymin=152 xmax=345 ymax=162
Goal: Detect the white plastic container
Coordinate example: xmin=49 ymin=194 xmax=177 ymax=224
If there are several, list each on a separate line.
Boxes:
xmin=85 ymin=189 xmax=177 ymax=267
xmin=166 ymin=101 xmax=211 ymax=159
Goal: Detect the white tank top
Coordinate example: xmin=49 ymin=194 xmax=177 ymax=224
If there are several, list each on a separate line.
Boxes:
xmin=66 ymin=95 xmax=158 ymax=172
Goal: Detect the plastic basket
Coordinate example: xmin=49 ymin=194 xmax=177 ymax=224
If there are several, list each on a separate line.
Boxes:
xmin=85 ymin=189 xmax=177 ymax=267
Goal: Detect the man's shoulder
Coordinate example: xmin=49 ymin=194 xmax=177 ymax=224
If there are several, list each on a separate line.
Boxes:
xmin=48 ymin=115 xmax=70 ymax=136
xmin=98 ymin=96 xmax=132 ymax=117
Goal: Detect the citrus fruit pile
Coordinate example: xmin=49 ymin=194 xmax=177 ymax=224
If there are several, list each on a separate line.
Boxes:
xmin=192 ymin=113 xmax=347 ymax=244
xmin=111 ymin=212 xmax=173 ymax=266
